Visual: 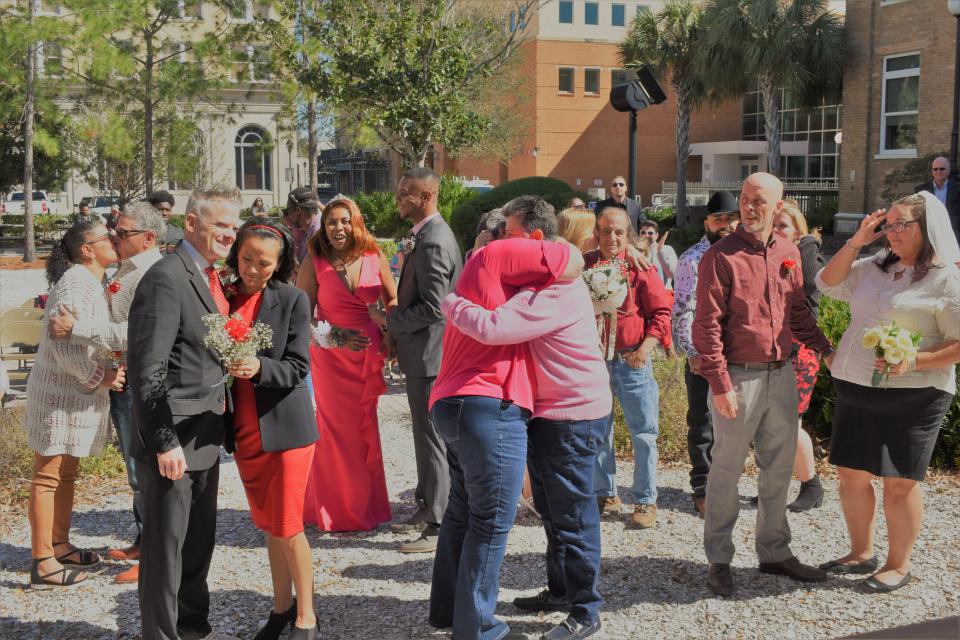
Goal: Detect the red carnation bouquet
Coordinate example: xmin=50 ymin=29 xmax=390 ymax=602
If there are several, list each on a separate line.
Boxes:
xmin=201 ymin=312 xmax=273 ymax=385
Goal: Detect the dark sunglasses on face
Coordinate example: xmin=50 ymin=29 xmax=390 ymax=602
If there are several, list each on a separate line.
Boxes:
xmin=611 ymin=182 xmax=625 ymax=187
xmin=932 ymin=167 xmax=947 ymax=172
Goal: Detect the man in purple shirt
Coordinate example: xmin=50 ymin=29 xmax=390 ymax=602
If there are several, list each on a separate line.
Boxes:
xmin=692 ymin=172 xmax=834 ymax=597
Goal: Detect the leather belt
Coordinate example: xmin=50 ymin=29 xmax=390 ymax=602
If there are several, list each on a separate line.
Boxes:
xmin=728 ymin=360 xmax=787 ymax=371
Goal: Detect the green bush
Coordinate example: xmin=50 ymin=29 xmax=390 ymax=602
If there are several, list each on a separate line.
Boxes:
xmin=352 ymin=175 xmax=478 ymax=239
xmin=613 ymin=353 xmax=688 ymax=464
xmin=167 ymin=214 xmax=185 ymax=229
xmin=377 ymin=239 xmax=398 ymax=261
xmin=449 ymin=176 xmax=590 ymax=251
xmin=645 ymin=206 xmax=675 ymax=224
xmin=663 ymin=226 xmax=705 ymax=256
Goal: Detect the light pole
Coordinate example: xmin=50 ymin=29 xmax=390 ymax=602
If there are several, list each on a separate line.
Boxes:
xmin=948 ymin=0 xmax=960 ymax=180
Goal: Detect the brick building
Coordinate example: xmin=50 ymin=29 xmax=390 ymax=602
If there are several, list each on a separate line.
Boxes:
xmin=838 ymin=0 xmax=958 ymax=217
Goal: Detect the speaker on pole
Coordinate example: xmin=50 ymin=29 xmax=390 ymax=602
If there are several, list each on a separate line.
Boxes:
xmin=610 ymin=67 xmax=667 ymax=200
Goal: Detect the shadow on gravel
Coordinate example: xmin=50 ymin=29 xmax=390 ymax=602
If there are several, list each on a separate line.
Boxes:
xmin=68 ymin=508 xmax=132 ymax=539
xmin=0 ymin=617 xmax=117 ymax=640
xmin=0 ymin=541 xmax=31 ymax=570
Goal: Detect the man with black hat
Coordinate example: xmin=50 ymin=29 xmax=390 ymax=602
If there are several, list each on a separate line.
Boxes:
xmin=282 ymin=186 xmax=323 ymax=270
xmin=147 ymin=190 xmax=182 ymax=252
xmin=671 ymin=191 xmax=739 ymax=516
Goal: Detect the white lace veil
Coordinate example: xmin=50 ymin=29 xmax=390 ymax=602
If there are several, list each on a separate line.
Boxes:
xmin=916 ymin=190 xmax=960 ymax=266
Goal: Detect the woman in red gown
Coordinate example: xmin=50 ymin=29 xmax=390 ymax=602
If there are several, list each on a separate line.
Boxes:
xmin=296 ymin=196 xmax=398 ymax=531
xmin=225 ymin=220 xmax=320 ymax=640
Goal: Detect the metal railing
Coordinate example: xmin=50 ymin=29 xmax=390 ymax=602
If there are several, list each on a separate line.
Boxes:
xmin=660 ymin=180 xmax=839 ymax=210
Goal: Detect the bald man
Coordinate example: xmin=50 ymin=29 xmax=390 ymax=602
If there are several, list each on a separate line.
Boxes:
xmin=692 ymin=173 xmax=833 ymax=596
xmin=915 ymin=156 xmax=959 ymax=239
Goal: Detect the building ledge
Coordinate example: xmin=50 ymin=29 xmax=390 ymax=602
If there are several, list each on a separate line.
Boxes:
xmin=874 ymin=150 xmax=918 ymax=160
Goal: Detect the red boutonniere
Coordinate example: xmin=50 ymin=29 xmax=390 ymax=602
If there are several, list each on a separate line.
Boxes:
xmin=781 ymin=259 xmax=797 ymax=273
xmin=107 ymin=279 xmax=121 ymax=294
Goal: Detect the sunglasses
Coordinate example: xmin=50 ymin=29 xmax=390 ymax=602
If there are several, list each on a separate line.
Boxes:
xmin=932 ymin=167 xmax=948 ymax=172
xmin=611 ymin=182 xmax=625 ymax=187
xmin=115 ymin=228 xmax=146 ymax=240
xmin=639 ymin=230 xmax=657 ymax=237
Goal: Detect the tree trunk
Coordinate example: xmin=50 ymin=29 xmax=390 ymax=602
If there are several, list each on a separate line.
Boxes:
xmin=759 ymin=71 xmax=781 ymax=177
xmin=307 ymin=98 xmax=318 ymax=193
xmin=22 ymin=0 xmax=37 ymax=263
xmin=674 ymin=83 xmax=691 ymax=226
xmin=143 ymin=32 xmax=155 ymax=195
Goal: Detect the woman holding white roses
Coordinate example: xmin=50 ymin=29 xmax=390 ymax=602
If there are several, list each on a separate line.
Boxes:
xmin=815 ymin=192 xmax=960 ymax=594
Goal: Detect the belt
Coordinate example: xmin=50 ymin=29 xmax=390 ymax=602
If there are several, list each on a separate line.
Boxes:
xmin=728 ymin=360 xmax=787 ymax=371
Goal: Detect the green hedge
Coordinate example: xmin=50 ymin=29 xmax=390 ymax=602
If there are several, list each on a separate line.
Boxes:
xmin=353 ymin=176 xmax=478 ymax=239
xmin=449 ymin=177 xmax=591 ymax=251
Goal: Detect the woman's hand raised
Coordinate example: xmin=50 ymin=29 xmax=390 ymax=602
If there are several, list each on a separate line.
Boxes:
xmin=848 ymin=208 xmax=887 ymax=250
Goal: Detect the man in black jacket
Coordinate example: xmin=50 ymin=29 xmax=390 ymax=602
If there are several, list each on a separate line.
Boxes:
xmin=914 ymin=157 xmax=960 ymax=240
xmin=128 ymin=185 xmax=242 ymax=640
xmin=595 ymin=175 xmax=646 ymax=232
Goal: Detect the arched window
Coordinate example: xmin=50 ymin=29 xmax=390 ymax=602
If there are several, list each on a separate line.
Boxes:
xmin=235 ymin=125 xmax=271 ymax=190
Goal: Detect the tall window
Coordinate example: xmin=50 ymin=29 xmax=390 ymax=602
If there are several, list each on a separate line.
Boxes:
xmin=880 ymin=53 xmax=920 ymax=153
xmin=558 ymin=67 xmax=574 ymax=94
xmin=584 ymin=2 xmax=599 ymax=25
xmin=37 ymin=42 xmax=63 ymax=78
xmin=612 ymin=3 xmax=626 ymax=26
xmin=232 ymin=46 xmax=273 ymax=83
xmin=558 ymin=1 xmax=573 ymax=24
xmin=165 ymin=0 xmax=201 ymax=20
xmin=235 ymin=125 xmax=272 ymax=191
xmin=584 ymin=68 xmax=600 ymax=94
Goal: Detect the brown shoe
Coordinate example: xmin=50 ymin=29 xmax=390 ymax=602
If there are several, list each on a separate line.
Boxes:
xmin=399 ymin=526 xmax=439 ymax=554
xmin=707 ymin=563 xmax=735 ymax=597
xmin=759 ymin=556 xmax=827 ymax=582
xmin=114 ymin=564 xmax=139 ymax=584
xmin=692 ymin=496 xmax=705 ymax=518
xmin=627 ymin=504 xmax=657 ymax=529
xmin=596 ymin=495 xmax=622 ymax=517
xmin=389 ymin=510 xmax=429 ymax=534
xmin=107 ymin=545 xmax=140 ymax=561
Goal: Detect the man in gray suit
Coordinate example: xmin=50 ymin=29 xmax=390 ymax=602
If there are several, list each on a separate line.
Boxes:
xmin=384 ymin=168 xmax=462 ymax=553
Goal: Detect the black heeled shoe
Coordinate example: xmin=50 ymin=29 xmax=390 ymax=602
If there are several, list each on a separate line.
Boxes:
xmin=787 ymin=477 xmax=824 ymax=512
xmin=253 ymin=600 xmax=297 ymax=640
xmin=288 ymin=623 xmax=319 ymax=640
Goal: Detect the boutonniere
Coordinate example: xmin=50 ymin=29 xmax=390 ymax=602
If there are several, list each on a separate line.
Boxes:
xmin=107 ymin=279 xmax=121 ymax=294
xmin=398 ymin=235 xmax=417 ymax=255
xmin=223 ymin=283 xmax=238 ymax=299
xmin=781 ymin=259 xmax=797 ymax=274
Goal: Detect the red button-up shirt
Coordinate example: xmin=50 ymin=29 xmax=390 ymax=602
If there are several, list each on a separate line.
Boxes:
xmin=692 ymin=226 xmax=830 ymax=395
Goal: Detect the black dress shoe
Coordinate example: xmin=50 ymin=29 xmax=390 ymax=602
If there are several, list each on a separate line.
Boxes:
xmin=706 ymin=563 xmax=735 ymax=597
xmin=513 ymin=588 xmax=568 ymax=613
xmin=818 ymin=556 xmax=879 ymax=575
xmin=857 ymin=572 xmax=913 ymax=594
xmin=253 ymin=601 xmax=296 ymax=640
xmin=759 ymin=557 xmax=827 ymax=582
xmin=541 ymin=616 xmax=601 ymax=640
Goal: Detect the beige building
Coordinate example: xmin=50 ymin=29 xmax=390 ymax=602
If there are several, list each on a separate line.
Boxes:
xmin=837 ymin=0 xmax=958 ymax=218
xmin=21 ymin=0 xmax=308 ymax=215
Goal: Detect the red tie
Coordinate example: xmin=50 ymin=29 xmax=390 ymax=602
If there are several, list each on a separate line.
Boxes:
xmin=205 ymin=266 xmax=230 ymax=315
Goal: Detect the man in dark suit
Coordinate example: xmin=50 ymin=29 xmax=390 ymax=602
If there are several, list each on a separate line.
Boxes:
xmin=915 ymin=156 xmax=960 ymax=239
xmin=595 ymin=174 xmax=646 ymax=232
xmin=127 ymin=185 xmax=242 ymax=640
xmin=385 ymin=168 xmax=462 ymax=554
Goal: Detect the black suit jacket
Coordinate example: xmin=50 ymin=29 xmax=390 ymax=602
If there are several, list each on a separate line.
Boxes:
xmin=595 ymin=197 xmax=646 ymax=232
xmin=127 ymin=242 xmax=230 ymax=470
xmin=915 ymin=180 xmax=960 ymax=226
xmin=226 ymin=282 xmax=317 ymax=453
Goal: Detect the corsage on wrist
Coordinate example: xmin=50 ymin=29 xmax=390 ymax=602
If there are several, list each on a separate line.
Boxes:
xmin=311 ymin=321 xmax=347 ymax=349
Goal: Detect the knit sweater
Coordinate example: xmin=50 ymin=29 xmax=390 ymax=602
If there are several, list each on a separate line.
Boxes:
xmin=23 ymin=265 xmax=112 ymax=457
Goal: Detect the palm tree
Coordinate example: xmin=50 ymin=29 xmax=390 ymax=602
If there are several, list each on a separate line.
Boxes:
xmin=619 ymin=0 xmax=708 ymax=224
xmin=699 ymin=0 xmax=845 ymax=177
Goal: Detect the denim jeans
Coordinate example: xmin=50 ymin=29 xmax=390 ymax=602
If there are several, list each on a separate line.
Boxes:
xmin=429 ymin=396 xmax=529 ymax=640
xmin=527 ymin=415 xmax=608 ymax=626
xmin=110 ymin=386 xmax=142 ymax=545
xmin=594 ymin=358 xmax=659 ymax=504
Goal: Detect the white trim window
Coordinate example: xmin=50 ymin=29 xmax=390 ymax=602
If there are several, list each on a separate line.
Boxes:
xmin=35 ymin=1 xmax=62 ymax=15
xmin=558 ymin=67 xmax=575 ymax=94
xmin=37 ymin=41 xmax=64 ymax=78
xmin=227 ymin=0 xmax=254 ymax=21
xmin=584 ymin=67 xmax=601 ymax=95
xmin=232 ymin=45 xmax=273 ymax=83
xmin=879 ymin=53 xmax=920 ymax=155
xmin=235 ymin=125 xmax=272 ymax=191
xmin=167 ymin=0 xmax=202 ymax=21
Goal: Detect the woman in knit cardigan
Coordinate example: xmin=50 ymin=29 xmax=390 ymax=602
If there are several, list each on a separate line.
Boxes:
xmin=24 ymin=220 xmax=124 ymax=588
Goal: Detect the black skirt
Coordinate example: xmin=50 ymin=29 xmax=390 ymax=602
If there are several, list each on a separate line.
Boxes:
xmin=830 ymin=379 xmax=954 ymax=480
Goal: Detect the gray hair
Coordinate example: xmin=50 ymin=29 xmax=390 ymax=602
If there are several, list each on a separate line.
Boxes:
xmin=477 ymin=208 xmax=506 ymax=236
xmin=123 ymin=201 xmax=167 ymax=239
xmin=185 ymin=184 xmax=242 ymax=220
xmin=501 ymin=196 xmax=557 ymax=240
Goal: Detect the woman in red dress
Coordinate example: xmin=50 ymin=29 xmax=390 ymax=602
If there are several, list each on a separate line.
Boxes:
xmin=296 ymin=196 xmax=398 ymax=531
xmin=225 ymin=220 xmax=320 ymax=640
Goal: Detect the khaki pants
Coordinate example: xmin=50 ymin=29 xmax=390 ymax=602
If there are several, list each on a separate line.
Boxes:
xmin=29 ymin=453 xmax=80 ymax=559
xmin=704 ymin=365 xmax=798 ymax=564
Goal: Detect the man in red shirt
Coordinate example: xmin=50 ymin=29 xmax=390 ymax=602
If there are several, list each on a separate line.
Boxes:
xmin=692 ymin=173 xmax=834 ymax=597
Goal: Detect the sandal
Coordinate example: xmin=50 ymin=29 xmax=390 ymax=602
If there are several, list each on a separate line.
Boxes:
xmin=30 ymin=558 xmax=87 ymax=589
xmin=54 ymin=543 xmax=101 ymax=568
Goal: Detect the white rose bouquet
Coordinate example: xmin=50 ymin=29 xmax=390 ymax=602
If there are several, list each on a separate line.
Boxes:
xmin=861 ymin=322 xmax=921 ymax=387
xmin=583 ymin=258 xmax=629 ymax=359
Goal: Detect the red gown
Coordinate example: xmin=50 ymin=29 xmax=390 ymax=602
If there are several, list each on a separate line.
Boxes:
xmin=302 ymin=252 xmax=391 ymax=531
xmin=230 ymin=289 xmax=316 ymax=538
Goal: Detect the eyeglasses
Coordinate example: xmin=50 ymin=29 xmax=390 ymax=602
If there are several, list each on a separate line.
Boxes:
xmin=611 ymin=182 xmax=625 ymax=187
xmin=115 ymin=229 xmax=146 ymax=240
xmin=932 ymin=167 xmax=948 ymax=172
xmin=880 ymin=220 xmax=918 ymax=234
xmin=639 ymin=230 xmax=657 ymax=237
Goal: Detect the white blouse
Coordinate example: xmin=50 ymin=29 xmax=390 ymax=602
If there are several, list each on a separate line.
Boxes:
xmin=815 ymin=254 xmax=960 ymax=394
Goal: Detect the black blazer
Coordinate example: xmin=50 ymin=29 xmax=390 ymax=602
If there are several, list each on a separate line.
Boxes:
xmin=128 ymin=243 xmax=230 ymax=470
xmin=915 ymin=180 xmax=960 ymax=222
xmin=227 ymin=282 xmax=318 ymax=453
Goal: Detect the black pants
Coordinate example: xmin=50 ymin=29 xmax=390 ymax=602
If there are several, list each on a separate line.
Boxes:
xmin=684 ymin=363 xmax=713 ymax=497
xmin=137 ymin=461 xmax=219 ymax=640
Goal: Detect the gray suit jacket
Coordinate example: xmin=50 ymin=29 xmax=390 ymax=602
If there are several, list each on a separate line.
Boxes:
xmin=386 ymin=215 xmax=462 ymax=378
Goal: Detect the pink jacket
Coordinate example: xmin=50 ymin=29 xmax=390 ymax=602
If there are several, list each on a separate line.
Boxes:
xmin=441 ymin=279 xmax=612 ymax=422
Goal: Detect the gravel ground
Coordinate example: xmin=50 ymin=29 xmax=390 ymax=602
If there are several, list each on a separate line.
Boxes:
xmin=1 ymin=386 xmax=958 ymax=639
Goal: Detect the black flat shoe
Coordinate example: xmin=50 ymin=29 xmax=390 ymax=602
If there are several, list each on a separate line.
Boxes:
xmin=857 ymin=572 xmax=913 ymax=594
xmin=253 ymin=601 xmax=297 ymax=640
xmin=288 ymin=623 xmax=319 ymax=640
xmin=818 ymin=556 xmax=879 ymax=575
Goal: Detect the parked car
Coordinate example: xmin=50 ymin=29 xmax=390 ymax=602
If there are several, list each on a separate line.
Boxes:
xmin=3 ymin=191 xmax=50 ymax=215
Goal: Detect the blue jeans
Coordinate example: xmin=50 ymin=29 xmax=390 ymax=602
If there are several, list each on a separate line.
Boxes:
xmin=429 ymin=396 xmax=529 ymax=640
xmin=528 ymin=415 xmax=608 ymax=625
xmin=594 ymin=358 xmax=659 ymax=504
xmin=110 ymin=387 xmax=142 ymax=545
